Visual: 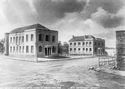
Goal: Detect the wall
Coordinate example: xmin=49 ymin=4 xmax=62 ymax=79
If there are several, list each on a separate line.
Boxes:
xmin=8 ymin=29 xmax=37 ymax=60
xmin=36 ymin=29 xmax=58 ymax=57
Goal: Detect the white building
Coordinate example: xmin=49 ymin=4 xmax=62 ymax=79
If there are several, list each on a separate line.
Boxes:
xmin=69 ymin=35 xmax=105 ymax=56
xmin=4 ymin=24 xmax=58 ymax=60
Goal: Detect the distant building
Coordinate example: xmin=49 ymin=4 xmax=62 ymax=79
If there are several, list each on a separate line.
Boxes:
xmin=69 ymin=35 xmax=105 ymax=56
xmin=4 ymin=24 xmax=58 ymax=60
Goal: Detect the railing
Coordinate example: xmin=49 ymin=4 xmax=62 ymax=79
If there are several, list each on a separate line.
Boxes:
xmin=98 ymin=56 xmax=117 ymax=68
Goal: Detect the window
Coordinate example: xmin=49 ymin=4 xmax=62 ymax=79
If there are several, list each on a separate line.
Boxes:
xmin=13 ymin=47 xmax=15 ymax=52
xmin=45 ymin=35 xmax=50 ymax=41
xmin=95 ymin=48 xmax=97 ymax=52
xmin=83 ymin=48 xmax=85 ymax=51
xmin=39 ymin=46 xmax=42 ymax=52
xmin=70 ymin=48 xmax=72 ymax=51
xmin=13 ymin=37 xmax=15 ymax=43
xmin=31 ymin=34 xmax=34 ymax=41
xmin=19 ymin=36 xmax=21 ymax=44
xmin=16 ymin=37 xmax=18 ymax=44
xmin=70 ymin=43 xmax=72 ymax=46
xmin=90 ymin=48 xmax=92 ymax=51
xmin=31 ymin=46 xmax=34 ymax=53
xmin=98 ymin=43 xmax=100 ymax=46
xmin=22 ymin=36 xmax=24 ymax=42
xmin=52 ymin=36 xmax=55 ymax=42
xmin=89 ymin=42 xmax=92 ymax=45
xmin=78 ymin=42 xmax=81 ymax=45
xmin=26 ymin=46 xmax=29 ymax=53
xmin=86 ymin=48 xmax=88 ymax=51
xmin=78 ymin=48 xmax=80 ymax=51
xmin=19 ymin=46 xmax=21 ymax=53
xmin=86 ymin=42 xmax=88 ymax=46
xmin=52 ymin=46 xmax=56 ymax=53
xmin=22 ymin=46 xmax=24 ymax=53
xmin=10 ymin=46 xmax=12 ymax=52
xmin=16 ymin=46 xmax=18 ymax=52
xmin=39 ymin=34 xmax=44 ymax=41
xmin=10 ymin=37 xmax=12 ymax=43
xmin=83 ymin=42 xmax=85 ymax=45
xmin=74 ymin=48 xmax=76 ymax=51
xmin=26 ymin=35 xmax=28 ymax=42
xmin=74 ymin=43 xmax=76 ymax=46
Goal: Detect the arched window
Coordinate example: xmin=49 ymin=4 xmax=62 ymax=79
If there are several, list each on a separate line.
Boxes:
xmin=39 ymin=46 xmax=42 ymax=52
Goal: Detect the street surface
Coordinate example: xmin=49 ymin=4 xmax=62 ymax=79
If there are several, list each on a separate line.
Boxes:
xmin=0 ymin=56 xmax=125 ymax=89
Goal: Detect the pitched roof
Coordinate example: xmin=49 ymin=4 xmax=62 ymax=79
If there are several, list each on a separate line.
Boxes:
xmin=69 ymin=35 xmax=95 ymax=42
xmin=10 ymin=23 xmax=50 ymax=33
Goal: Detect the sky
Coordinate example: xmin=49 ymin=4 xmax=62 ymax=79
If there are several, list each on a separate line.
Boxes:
xmin=0 ymin=0 xmax=125 ymax=47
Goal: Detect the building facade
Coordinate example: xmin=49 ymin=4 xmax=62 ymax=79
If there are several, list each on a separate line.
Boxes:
xmin=116 ymin=30 xmax=125 ymax=70
xmin=69 ymin=35 xmax=105 ymax=56
xmin=4 ymin=24 xmax=58 ymax=60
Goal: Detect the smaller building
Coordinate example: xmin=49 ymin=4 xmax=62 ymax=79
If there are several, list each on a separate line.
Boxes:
xmin=69 ymin=35 xmax=105 ymax=56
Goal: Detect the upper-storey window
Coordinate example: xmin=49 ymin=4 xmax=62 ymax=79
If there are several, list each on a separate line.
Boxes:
xmin=26 ymin=46 xmax=29 ymax=53
xmin=83 ymin=42 xmax=85 ymax=45
xmin=89 ymin=42 xmax=92 ymax=45
xmin=39 ymin=34 xmax=43 ymax=41
xmin=19 ymin=36 xmax=21 ymax=44
xmin=70 ymin=43 xmax=72 ymax=46
xmin=86 ymin=42 xmax=88 ymax=46
xmin=26 ymin=35 xmax=28 ymax=42
xmin=10 ymin=37 xmax=12 ymax=43
xmin=78 ymin=42 xmax=81 ymax=45
xmin=45 ymin=35 xmax=50 ymax=41
xmin=39 ymin=46 xmax=42 ymax=52
xmin=13 ymin=37 xmax=15 ymax=43
xmin=22 ymin=36 xmax=24 ymax=43
xmin=52 ymin=36 xmax=55 ymax=42
xmin=31 ymin=34 xmax=34 ymax=41
xmin=16 ymin=36 xmax=18 ymax=44
xmin=74 ymin=43 xmax=76 ymax=46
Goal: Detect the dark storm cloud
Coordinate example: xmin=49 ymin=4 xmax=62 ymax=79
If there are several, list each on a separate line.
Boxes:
xmin=2 ymin=0 xmax=125 ymax=27
xmin=83 ymin=0 xmax=124 ymax=19
xmin=100 ymin=16 xmax=123 ymax=28
xmin=33 ymin=0 xmax=86 ymax=23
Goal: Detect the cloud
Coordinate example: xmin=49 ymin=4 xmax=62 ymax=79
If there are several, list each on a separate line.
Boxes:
xmin=33 ymin=0 xmax=86 ymax=23
xmin=0 ymin=0 xmax=125 ymax=47
xmin=91 ymin=8 xmax=124 ymax=28
xmin=81 ymin=0 xmax=124 ymax=19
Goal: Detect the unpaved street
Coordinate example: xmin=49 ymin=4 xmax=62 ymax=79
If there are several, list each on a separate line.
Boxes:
xmin=0 ymin=56 xmax=125 ymax=89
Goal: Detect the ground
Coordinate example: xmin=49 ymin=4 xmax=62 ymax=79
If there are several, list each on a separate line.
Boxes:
xmin=0 ymin=56 xmax=125 ymax=89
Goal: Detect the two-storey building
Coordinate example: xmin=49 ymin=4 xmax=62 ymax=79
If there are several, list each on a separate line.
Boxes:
xmin=4 ymin=24 xmax=58 ymax=61
xmin=69 ymin=35 xmax=105 ymax=56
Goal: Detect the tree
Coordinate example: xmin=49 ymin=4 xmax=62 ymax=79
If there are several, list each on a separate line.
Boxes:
xmin=0 ymin=38 xmax=5 ymax=54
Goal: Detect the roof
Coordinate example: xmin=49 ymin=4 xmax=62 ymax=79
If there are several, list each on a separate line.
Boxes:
xmin=10 ymin=23 xmax=50 ymax=33
xmin=69 ymin=35 xmax=95 ymax=42
xmin=116 ymin=30 xmax=125 ymax=32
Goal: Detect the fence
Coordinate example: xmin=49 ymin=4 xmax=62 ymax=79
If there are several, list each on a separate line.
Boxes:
xmin=98 ymin=56 xmax=117 ymax=68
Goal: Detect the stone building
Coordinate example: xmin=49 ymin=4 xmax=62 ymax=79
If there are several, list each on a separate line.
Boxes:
xmin=4 ymin=24 xmax=58 ymax=60
xmin=69 ymin=35 xmax=105 ymax=56
xmin=116 ymin=30 xmax=125 ymax=70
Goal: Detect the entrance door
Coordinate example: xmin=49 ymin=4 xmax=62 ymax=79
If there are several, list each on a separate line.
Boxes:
xmin=45 ymin=48 xmax=47 ymax=56
xmin=48 ymin=47 xmax=51 ymax=56
xmin=45 ymin=47 xmax=51 ymax=56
